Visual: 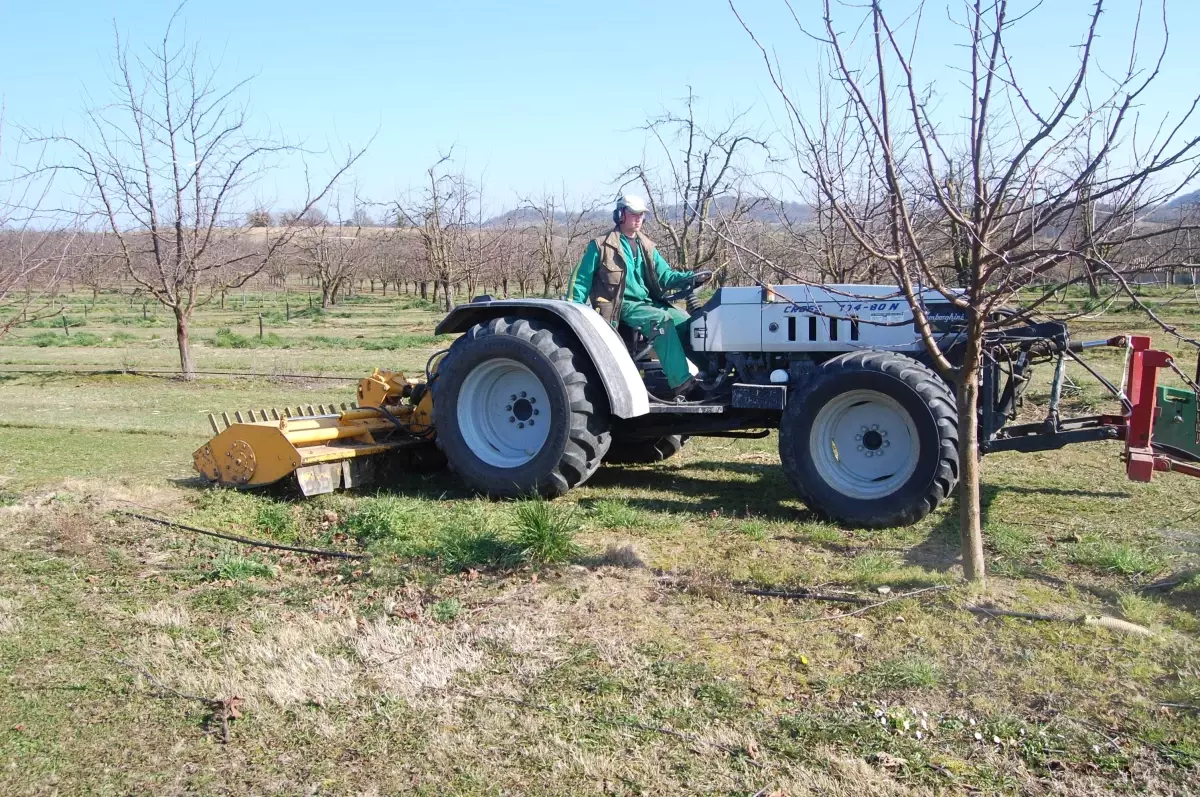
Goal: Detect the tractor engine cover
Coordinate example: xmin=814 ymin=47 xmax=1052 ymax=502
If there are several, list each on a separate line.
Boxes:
xmin=691 ymin=285 xmax=964 ymax=354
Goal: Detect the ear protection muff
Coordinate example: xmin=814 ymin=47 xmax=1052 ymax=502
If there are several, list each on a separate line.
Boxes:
xmin=612 ymin=207 xmax=624 ymax=225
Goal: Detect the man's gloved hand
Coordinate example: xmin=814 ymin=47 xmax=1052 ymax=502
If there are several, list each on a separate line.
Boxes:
xmin=692 ymin=270 xmax=714 ymax=288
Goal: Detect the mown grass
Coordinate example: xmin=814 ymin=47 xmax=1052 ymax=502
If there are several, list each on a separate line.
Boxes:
xmin=0 ymin=285 xmax=1197 ymax=794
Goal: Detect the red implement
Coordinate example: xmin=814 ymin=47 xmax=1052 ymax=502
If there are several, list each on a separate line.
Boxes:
xmin=1123 ymin=335 xmax=1200 ymax=482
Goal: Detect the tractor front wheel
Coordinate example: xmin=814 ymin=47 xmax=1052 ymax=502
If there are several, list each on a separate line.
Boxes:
xmin=780 ymin=351 xmax=959 ymax=528
xmin=433 ymin=317 xmax=611 ymax=498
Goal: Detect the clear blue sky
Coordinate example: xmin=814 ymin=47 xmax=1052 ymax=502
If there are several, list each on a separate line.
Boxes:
xmin=2 ymin=1 xmax=1197 ymax=213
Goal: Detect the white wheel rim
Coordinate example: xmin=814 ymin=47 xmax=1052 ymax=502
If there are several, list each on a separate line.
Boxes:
xmin=809 ymin=389 xmax=920 ymax=500
xmin=457 ymin=358 xmax=551 ymax=468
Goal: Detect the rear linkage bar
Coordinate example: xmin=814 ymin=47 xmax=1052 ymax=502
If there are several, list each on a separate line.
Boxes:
xmin=983 ymin=331 xmax=1200 ymax=482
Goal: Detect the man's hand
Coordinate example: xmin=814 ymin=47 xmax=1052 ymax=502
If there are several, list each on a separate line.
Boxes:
xmin=692 ymin=270 xmax=713 ymax=288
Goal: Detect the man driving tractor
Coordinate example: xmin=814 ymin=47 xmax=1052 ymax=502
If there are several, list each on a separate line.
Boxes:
xmin=568 ymin=194 xmax=711 ymax=398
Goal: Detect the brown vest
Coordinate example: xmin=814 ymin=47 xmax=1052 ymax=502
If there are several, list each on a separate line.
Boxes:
xmin=587 ymin=230 xmax=665 ymax=325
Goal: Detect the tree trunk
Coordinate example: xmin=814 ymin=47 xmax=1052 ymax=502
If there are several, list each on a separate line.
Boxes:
xmin=174 ymin=306 xmax=195 ymax=381
xmin=956 ymin=330 xmax=986 ymax=584
xmin=432 ymin=280 xmax=439 ymax=303
xmin=502 ymin=277 xmax=509 ymax=297
xmin=442 ymin=279 xmax=454 ymax=312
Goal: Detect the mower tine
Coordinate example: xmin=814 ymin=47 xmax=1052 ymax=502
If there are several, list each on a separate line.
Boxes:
xmin=208 ymin=414 xmax=220 ymax=436
xmin=234 ymin=411 xmax=245 ymax=423
xmin=341 ymin=403 xmax=349 ymax=411
xmin=260 ymin=408 xmax=268 ymax=421
xmin=306 ymin=405 xmax=316 ymax=416
xmin=318 ymin=404 xmax=327 ymax=414
xmin=221 ymin=412 xmax=231 ymax=429
xmin=270 ymin=408 xmax=280 ymax=420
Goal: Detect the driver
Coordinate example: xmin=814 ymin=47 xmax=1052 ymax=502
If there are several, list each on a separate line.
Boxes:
xmin=568 ymin=194 xmax=711 ymax=398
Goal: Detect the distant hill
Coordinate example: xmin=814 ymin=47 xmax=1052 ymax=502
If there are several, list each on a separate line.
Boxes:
xmin=1143 ymin=188 xmax=1200 ymax=222
xmin=1167 ymin=188 xmax=1200 ymax=208
xmin=484 ymin=197 xmax=812 ymax=228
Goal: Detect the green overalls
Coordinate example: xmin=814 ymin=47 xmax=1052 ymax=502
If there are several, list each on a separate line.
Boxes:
xmin=568 ymin=231 xmax=695 ymax=389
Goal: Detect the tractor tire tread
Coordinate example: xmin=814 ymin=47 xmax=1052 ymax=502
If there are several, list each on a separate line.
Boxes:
xmin=433 ymin=315 xmax=611 ymax=498
xmin=782 ymin=350 xmax=958 ymax=528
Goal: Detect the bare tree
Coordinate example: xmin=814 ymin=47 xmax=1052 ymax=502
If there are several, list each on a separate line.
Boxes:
xmin=623 ymin=88 xmax=767 ymax=279
xmin=295 ymin=211 xmax=366 ymax=308
xmin=0 ymin=123 xmax=78 ymax=338
xmin=522 ymin=188 xmax=600 ymax=297
xmin=732 ymin=0 xmax=1200 ymax=582
xmin=394 ymin=153 xmax=471 ymax=312
xmin=41 ymin=13 xmax=364 ymax=377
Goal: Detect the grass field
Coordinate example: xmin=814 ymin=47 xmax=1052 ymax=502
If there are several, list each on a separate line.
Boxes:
xmin=1 ymin=286 xmax=1199 ymax=795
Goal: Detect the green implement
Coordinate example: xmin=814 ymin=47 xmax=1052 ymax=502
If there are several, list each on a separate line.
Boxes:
xmin=1155 ymin=385 xmax=1200 ymax=460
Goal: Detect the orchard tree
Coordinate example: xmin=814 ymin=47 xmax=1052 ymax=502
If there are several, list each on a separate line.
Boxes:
xmin=732 ymin=0 xmax=1200 ymax=582
xmin=45 ymin=13 xmax=363 ymax=378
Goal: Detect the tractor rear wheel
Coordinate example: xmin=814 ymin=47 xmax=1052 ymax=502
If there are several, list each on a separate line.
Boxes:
xmin=432 ymin=316 xmax=611 ymax=498
xmin=604 ymin=435 xmax=688 ymax=465
xmin=780 ymin=351 xmax=958 ymax=528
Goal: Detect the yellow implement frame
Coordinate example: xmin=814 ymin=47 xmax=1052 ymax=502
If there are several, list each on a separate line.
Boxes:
xmin=193 ymin=369 xmax=437 ymax=495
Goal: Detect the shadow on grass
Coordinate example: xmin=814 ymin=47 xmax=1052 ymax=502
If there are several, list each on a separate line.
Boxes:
xmin=588 ymin=459 xmax=812 ymax=522
xmin=995 ymin=485 xmax=1133 ymax=500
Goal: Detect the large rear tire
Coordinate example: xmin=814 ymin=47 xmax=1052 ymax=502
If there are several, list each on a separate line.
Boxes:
xmin=779 ymin=351 xmax=958 ymax=528
xmin=432 ymin=317 xmax=611 ymax=498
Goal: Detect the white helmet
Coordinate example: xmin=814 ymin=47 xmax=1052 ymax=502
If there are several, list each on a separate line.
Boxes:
xmin=614 ymin=194 xmax=649 ymax=224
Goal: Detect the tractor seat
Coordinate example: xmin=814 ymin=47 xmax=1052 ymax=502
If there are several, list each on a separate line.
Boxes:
xmin=618 ymin=322 xmax=658 ymax=366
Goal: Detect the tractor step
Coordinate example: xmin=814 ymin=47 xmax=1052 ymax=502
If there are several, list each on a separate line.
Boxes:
xmin=647 ymin=403 xmax=726 ymax=414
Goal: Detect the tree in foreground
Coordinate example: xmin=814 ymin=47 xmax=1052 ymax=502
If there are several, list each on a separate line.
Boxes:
xmin=732 ymin=0 xmax=1200 ymax=582
xmin=45 ymin=12 xmax=364 ymax=378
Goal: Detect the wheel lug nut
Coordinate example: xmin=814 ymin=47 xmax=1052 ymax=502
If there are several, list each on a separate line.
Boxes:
xmin=871 ymin=424 xmax=879 ymax=430
xmin=510 ymin=394 xmax=517 ymax=401
xmin=520 ymin=391 xmax=527 ymax=398
xmin=883 ymin=440 xmax=890 ymax=447
xmin=854 ymin=434 xmax=862 ymax=442
xmin=533 ymin=409 xmax=539 ymax=416
xmin=505 ymin=405 xmax=512 ymax=411
xmin=857 ymin=445 xmax=864 ymax=452
xmin=530 ymin=397 xmax=536 ymax=404
xmin=528 ymin=420 xmax=535 ymax=426
xmin=509 ymin=416 xmax=515 ymax=423
xmin=518 ymin=422 xmax=525 ymax=429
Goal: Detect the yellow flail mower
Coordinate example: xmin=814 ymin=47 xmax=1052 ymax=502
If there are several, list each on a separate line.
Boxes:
xmin=193 ymin=289 xmax=1200 ymax=528
xmin=194 ymin=368 xmax=440 ymax=496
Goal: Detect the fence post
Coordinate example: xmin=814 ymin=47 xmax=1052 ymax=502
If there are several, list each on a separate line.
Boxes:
xmin=286 ymin=301 xmax=290 ymax=321
xmin=62 ymin=313 xmax=70 ymax=338
xmin=259 ymin=313 xmax=264 ymax=340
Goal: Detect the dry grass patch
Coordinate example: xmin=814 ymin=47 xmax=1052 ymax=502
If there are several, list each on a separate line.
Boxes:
xmin=0 ymin=597 xmax=23 ymax=635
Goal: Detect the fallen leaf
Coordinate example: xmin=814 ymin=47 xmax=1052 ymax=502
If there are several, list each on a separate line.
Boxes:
xmin=868 ymin=751 xmax=908 ymax=769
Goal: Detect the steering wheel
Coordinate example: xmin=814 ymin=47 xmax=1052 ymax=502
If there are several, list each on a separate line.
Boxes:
xmin=661 ymin=270 xmax=713 ymax=304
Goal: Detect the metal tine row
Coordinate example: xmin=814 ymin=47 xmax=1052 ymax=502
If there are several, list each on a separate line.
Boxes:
xmin=207 ymin=402 xmax=358 ymax=433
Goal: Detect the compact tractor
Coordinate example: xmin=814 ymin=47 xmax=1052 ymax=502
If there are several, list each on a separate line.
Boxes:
xmin=194 ymin=278 xmax=1200 ymax=528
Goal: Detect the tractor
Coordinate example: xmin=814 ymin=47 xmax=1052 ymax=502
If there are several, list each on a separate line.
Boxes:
xmin=194 ymin=278 xmax=1200 ymax=528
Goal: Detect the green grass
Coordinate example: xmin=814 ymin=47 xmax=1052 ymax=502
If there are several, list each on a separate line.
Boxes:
xmin=863 ymin=656 xmax=942 ymax=690
xmin=206 ymin=553 xmax=275 ymax=580
xmin=430 ymin=597 xmax=462 ymax=623
xmin=1069 ymin=538 xmax=1168 ymax=578
xmin=509 ymin=498 xmax=582 ymax=566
